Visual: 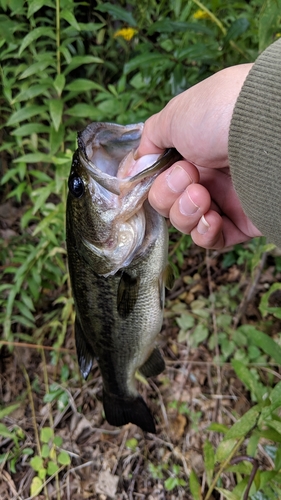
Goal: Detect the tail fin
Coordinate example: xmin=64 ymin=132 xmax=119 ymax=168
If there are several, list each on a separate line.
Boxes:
xmin=103 ymin=391 xmax=156 ymax=434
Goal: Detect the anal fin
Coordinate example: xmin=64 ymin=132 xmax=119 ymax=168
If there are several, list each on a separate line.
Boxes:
xmin=75 ymin=316 xmax=95 ymax=379
xmin=103 ymin=391 xmax=156 ymax=433
xmin=139 ymin=348 xmax=165 ymax=378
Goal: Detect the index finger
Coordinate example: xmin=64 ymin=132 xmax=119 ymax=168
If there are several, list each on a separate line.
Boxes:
xmin=135 ymin=109 xmax=174 ymax=158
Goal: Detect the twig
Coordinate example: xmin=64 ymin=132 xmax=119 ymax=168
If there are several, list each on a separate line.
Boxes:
xmin=0 ymin=340 xmax=74 ymax=354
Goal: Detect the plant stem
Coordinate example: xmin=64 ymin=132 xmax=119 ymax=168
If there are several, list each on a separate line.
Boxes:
xmin=56 ymin=0 xmax=61 ymax=75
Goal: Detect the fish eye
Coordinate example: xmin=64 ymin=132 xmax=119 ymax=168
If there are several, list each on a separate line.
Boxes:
xmin=68 ymin=175 xmax=84 ymax=198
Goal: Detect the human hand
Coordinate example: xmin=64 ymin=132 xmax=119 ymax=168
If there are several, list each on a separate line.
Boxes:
xmin=136 ymin=64 xmax=262 ymax=249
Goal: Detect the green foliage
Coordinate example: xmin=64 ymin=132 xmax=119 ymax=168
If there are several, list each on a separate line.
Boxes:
xmin=29 ymin=427 xmax=71 ymax=497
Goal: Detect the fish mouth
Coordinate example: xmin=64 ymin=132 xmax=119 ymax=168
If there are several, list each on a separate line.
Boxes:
xmin=77 ymin=122 xmax=182 ymax=196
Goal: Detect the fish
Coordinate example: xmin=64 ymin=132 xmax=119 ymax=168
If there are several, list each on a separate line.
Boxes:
xmin=66 ymin=122 xmax=181 ymax=433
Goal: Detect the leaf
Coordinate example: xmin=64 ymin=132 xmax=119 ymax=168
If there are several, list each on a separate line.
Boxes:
xmin=0 ymin=403 xmax=20 ymax=419
xmin=7 ymin=105 xmax=47 ymax=125
xmin=215 ymin=438 xmax=237 ymax=462
xmin=53 ymin=74 xmax=65 ymax=96
xmin=49 ymin=99 xmax=63 ymax=131
xmin=231 ymin=359 xmax=265 ymax=400
xmin=215 ymin=488 xmax=240 ymax=500
xmin=124 ymin=52 xmax=166 ymax=75
xmin=30 ymin=476 xmax=43 ymax=497
xmin=30 ymin=455 xmax=44 ymax=471
xmin=259 ymin=282 xmax=281 ymax=317
xmin=41 ymin=444 xmax=50 ymax=459
xmin=19 ymin=58 xmax=55 ymax=79
xmin=40 ymin=427 xmax=54 ymax=443
xmin=239 ymin=326 xmax=281 ymax=365
xmin=148 ymin=20 xmax=214 ymax=36
xmin=11 ymin=123 xmax=49 ymax=136
xmin=19 ymin=27 xmax=55 ymax=56
xmin=14 ymin=153 xmax=51 ymax=163
xmin=259 ymin=0 xmax=281 ymax=51
xmin=57 ymin=450 xmax=71 ymax=465
xmin=223 ymin=405 xmax=261 ymax=441
xmin=28 ymin=0 xmax=54 ymax=17
xmin=66 ymin=103 xmax=102 ymax=120
xmin=189 ymin=470 xmax=202 ymax=500
xmin=96 ymin=3 xmax=137 ymax=26
xmin=65 ymin=78 xmax=106 ymax=93
xmin=203 ymin=440 xmax=215 ymax=487
xmin=61 ymin=9 xmax=80 ymax=30
xmin=47 ymin=460 xmax=59 ymax=475
xmin=63 ymin=55 xmax=103 ymax=75
xmin=0 ymin=423 xmax=17 ymax=442
xmin=225 ymin=18 xmax=250 ymax=43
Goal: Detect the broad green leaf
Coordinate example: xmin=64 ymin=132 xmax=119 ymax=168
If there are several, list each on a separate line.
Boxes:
xmin=259 ymin=282 xmax=281 ymax=317
xmin=41 ymin=444 xmax=50 ymax=459
xmin=19 ymin=27 xmax=55 ymax=56
xmin=259 ymin=0 xmax=281 ymax=51
xmin=124 ymin=53 xmax=166 ymax=75
xmin=232 ymin=359 xmax=265 ymax=400
xmin=19 ymin=58 xmax=55 ymax=79
xmin=61 ymin=9 xmax=80 ymax=30
xmin=266 ymin=419 xmax=281 ymax=435
xmin=223 ymin=405 xmax=261 ymax=441
xmin=203 ymin=440 xmax=215 ymax=486
xmin=27 ymin=0 xmax=54 ymax=17
xmin=63 ymin=55 xmax=103 ymax=75
xmin=189 ymin=470 xmax=202 ymax=500
xmin=13 ymin=153 xmax=51 ymax=163
xmin=49 ymin=99 xmax=63 ymax=131
xmin=208 ymin=423 xmax=228 ymax=433
xmin=57 ymin=451 xmax=71 ymax=465
xmin=148 ymin=20 xmax=214 ymax=36
xmin=50 ymin=124 xmax=65 ymax=154
xmin=30 ymin=455 xmax=44 ymax=471
xmin=40 ymin=427 xmax=54 ymax=443
xmin=215 ymin=438 xmax=237 ymax=462
xmin=7 ymin=105 xmax=47 ymax=125
xmin=0 ymin=423 xmax=17 ymax=442
xmin=66 ymin=103 xmax=102 ymax=120
xmin=13 ymin=83 xmax=50 ymax=102
xmin=97 ymin=3 xmax=137 ymax=26
xmin=47 ymin=460 xmax=59 ymax=475
xmin=0 ymin=403 xmax=20 ymax=419
xmin=11 ymin=123 xmax=49 ymax=136
xmin=53 ymin=74 xmax=65 ymax=96
xmin=65 ymin=78 xmax=106 ymax=93
xmin=215 ymin=488 xmax=240 ymax=500
xmin=239 ymin=326 xmax=281 ymax=365
xmin=225 ymin=18 xmax=250 ymax=43
xmin=30 ymin=476 xmax=43 ymax=497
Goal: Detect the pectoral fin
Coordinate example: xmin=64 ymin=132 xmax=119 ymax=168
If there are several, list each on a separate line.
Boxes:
xmin=139 ymin=348 xmax=165 ymax=378
xmin=75 ymin=317 xmax=95 ymax=379
xmin=117 ymin=272 xmax=140 ymax=318
xmin=163 ymin=264 xmax=175 ymax=290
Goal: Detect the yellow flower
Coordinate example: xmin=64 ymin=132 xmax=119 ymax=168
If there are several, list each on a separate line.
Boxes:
xmin=114 ymin=27 xmax=138 ymax=41
xmin=193 ymin=9 xmax=210 ymax=20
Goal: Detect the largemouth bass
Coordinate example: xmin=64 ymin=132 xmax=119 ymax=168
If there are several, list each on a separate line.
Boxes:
xmin=66 ymin=122 xmax=181 ymax=433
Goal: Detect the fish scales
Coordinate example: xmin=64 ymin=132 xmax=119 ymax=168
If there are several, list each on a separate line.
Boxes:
xmin=66 ymin=122 xmax=181 ymax=433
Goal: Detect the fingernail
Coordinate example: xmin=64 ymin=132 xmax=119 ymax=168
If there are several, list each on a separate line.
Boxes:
xmin=167 ymin=165 xmax=192 ymax=193
xmin=179 ymin=191 xmax=199 ymax=215
xmin=197 ymin=215 xmax=210 ymax=234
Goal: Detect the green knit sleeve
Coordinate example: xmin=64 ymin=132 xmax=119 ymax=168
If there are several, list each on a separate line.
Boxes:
xmin=229 ymin=38 xmax=281 ymax=248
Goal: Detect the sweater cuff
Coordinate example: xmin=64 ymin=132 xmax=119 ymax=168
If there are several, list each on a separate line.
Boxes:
xmin=229 ymin=38 xmax=281 ymax=247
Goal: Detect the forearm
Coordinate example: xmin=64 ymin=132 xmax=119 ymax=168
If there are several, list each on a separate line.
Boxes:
xmin=229 ymin=38 xmax=281 ymax=248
